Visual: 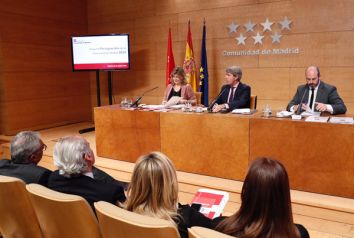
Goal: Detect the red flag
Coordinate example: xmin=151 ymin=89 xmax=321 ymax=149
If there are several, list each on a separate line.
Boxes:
xmin=166 ymin=27 xmax=175 ymax=86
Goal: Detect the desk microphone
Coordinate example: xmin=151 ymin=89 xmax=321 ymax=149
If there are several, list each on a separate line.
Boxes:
xmin=131 ymin=86 xmax=159 ymax=107
xmin=207 ymin=85 xmax=230 ymax=112
xmin=296 ymin=86 xmax=309 ymax=115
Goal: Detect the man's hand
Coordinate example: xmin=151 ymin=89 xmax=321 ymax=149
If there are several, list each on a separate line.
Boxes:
xmin=294 ymin=103 xmax=310 ymax=112
xmin=315 ymin=102 xmax=327 ymax=112
xmin=212 ymin=104 xmax=226 ymax=112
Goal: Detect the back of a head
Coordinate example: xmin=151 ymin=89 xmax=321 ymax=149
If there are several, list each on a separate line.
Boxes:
xmin=53 ymin=136 xmax=92 ymax=177
xmin=125 ymin=152 xmax=179 ymax=222
xmin=10 ymin=131 xmax=41 ymax=164
xmin=216 ymin=157 xmax=298 ymax=238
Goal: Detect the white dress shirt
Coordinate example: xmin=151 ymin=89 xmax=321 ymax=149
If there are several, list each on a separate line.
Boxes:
xmin=225 ymin=82 xmax=239 ymax=109
xmin=83 ymin=171 xmax=94 ymax=179
xmin=290 ymin=81 xmax=334 ymax=114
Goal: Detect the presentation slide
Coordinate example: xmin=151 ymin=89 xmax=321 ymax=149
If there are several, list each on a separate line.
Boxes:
xmin=71 ymin=34 xmax=130 ymax=71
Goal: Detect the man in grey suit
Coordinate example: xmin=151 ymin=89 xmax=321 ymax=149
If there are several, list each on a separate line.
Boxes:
xmin=0 ymin=131 xmax=51 ymax=185
xmin=287 ymin=66 xmax=347 ymax=115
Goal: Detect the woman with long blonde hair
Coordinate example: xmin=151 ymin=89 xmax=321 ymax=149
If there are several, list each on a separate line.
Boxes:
xmin=125 ymin=152 xmax=212 ymax=238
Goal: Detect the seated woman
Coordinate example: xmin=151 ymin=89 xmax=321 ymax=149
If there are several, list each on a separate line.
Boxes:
xmin=125 ymin=152 xmax=212 ymax=238
xmin=163 ymin=66 xmax=197 ymax=105
xmin=215 ymin=157 xmax=310 ymax=238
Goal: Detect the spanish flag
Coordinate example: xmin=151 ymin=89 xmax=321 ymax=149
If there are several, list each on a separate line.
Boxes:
xmin=166 ymin=27 xmax=175 ymax=86
xmin=183 ymin=21 xmax=198 ymax=92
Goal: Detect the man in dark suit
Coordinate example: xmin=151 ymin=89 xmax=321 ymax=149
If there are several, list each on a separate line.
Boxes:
xmin=212 ymin=66 xmax=251 ymax=112
xmin=47 ymin=136 xmax=126 ymax=210
xmin=0 ymin=131 xmax=51 ymax=185
xmin=287 ymin=66 xmax=347 ymax=115
xmin=92 ymin=166 xmax=129 ymax=190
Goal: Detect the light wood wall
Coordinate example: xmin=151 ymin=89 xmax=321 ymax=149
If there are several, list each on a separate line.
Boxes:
xmin=87 ymin=0 xmax=354 ymax=114
xmin=0 ymin=0 xmax=92 ymax=135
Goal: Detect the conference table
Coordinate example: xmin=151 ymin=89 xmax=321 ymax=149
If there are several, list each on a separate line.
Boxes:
xmin=94 ymin=105 xmax=354 ymax=198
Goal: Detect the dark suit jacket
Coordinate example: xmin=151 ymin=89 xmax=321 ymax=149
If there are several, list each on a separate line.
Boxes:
xmin=0 ymin=159 xmax=51 ymax=186
xmin=216 ymin=82 xmax=251 ymax=111
xmin=287 ymin=81 xmax=347 ymax=115
xmin=47 ymin=170 xmax=126 ymax=210
xmin=92 ymin=166 xmax=129 ymax=190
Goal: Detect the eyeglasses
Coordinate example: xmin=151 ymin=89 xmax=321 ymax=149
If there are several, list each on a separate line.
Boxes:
xmin=42 ymin=144 xmax=47 ymax=151
xmin=34 ymin=144 xmax=47 ymax=154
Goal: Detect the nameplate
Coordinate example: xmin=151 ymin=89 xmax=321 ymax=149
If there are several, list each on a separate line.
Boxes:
xmin=291 ymin=114 xmax=302 ymax=120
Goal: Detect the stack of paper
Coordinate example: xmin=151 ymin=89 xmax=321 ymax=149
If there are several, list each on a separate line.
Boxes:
xmin=164 ymin=96 xmax=181 ymax=107
xmin=301 ymin=111 xmax=321 ymax=117
xmin=305 ymin=116 xmax=329 ymax=123
xmin=276 ymin=111 xmax=293 ymax=117
xmin=169 ymin=105 xmax=185 ymax=109
xmin=231 ymin=108 xmax=251 ymax=114
xmin=190 ymin=188 xmax=229 ymax=219
xmin=141 ymin=105 xmax=165 ymax=110
xmin=329 ymin=117 xmax=354 ymax=124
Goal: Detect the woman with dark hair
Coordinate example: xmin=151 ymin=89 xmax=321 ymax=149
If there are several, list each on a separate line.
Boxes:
xmin=215 ymin=157 xmax=310 ymax=238
xmin=162 ymin=66 xmax=196 ymax=105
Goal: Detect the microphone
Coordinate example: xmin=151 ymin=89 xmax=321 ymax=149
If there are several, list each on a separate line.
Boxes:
xmin=207 ymin=85 xmax=231 ymax=112
xmin=131 ymin=86 xmax=159 ymax=107
xmin=296 ymin=86 xmax=309 ymax=115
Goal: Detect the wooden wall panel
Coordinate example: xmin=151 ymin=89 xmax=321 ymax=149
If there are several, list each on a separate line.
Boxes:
xmin=2 ymin=72 xmax=90 ymax=102
xmin=259 ymin=32 xmax=354 ymax=67
xmin=0 ymin=0 xmax=87 ymax=23
xmin=0 ymin=73 xmax=4 ymax=132
xmin=2 ymin=96 xmax=91 ymax=133
xmin=87 ymin=0 xmax=354 ymax=114
xmin=0 ymin=12 xmax=87 ymax=46
xmin=0 ymin=0 xmax=91 ymax=135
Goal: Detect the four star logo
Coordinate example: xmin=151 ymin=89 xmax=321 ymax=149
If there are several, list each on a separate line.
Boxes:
xmin=227 ymin=17 xmax=292 ymax=45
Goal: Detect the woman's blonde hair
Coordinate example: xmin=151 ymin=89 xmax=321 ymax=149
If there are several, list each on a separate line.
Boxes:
xmin=125 ymin=152 xmax=179 ymax=222
xmin=170 ymin=66 xmax=187 ymax=85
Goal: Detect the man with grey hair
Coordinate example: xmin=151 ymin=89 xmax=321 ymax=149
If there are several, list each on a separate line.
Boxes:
xmin=212 ymin=66 xmax=251 ymax=112
xmin=287 ymin=66 xmax=347 ymax=115
xmin=47 ymin=136 xmax=126 ymax=210
xmin=0 ymin=131 xmax=51 ymax=185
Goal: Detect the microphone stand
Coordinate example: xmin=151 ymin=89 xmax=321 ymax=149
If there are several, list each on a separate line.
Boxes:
xmin=131 ymin=86 xmax=159 ymax=107
xmin=207 ymin=85 xmax=230 ymax=112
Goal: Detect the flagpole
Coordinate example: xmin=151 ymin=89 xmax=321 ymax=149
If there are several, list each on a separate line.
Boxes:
xmin=199 ymin=18 xmax=208 ymax=106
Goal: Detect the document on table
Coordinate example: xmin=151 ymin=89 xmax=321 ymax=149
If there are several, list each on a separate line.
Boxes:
xmin=301 ymin=111 xmax=321 ymax=117
xmin=141 ymin=105 xmax=165 ymax=110
xmin=164 ymin=96 xmax=181 ymax=107
xmin=329 ymin=117 xmax=354 ymax=124
xmin=305 ymin=116 xmax=329 ymax=123
xmin=231 ymin=108 xmax=251 ymax=114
